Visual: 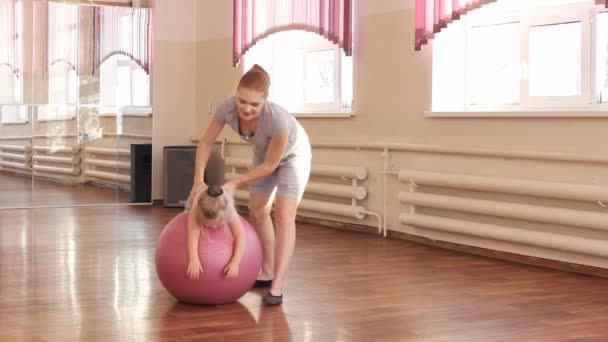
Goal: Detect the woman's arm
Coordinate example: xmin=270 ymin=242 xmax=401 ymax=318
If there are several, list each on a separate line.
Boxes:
xmin=193 ymin=119 xmax=224 ymax=188
xmin=224 ymin=218 xmax=246 ymax=279
xmin=186 ymin=208 xmax=203 ymax=279
xmin=186 ymin=120 xmax=224 ymax=209
xmin=225 ymin=131 xmax=288 ymax=191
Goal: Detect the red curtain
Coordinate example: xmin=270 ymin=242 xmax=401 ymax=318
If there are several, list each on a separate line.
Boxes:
xmin=233 ymin=0 xmax=353 ymax=67
xmin=93 ymin=6 xmax=153 ymax=74
xmin=415 ymin=0 xmax=497 ymax=51
xmin=0 ymin=0 xmax=19 ymax=74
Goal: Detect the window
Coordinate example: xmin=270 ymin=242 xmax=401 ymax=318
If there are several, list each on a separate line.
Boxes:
xmin=0 ymin=0 xmax=22 ymax=104
xmin=46 ymin=2 xmax=79 ymax=119
xmin=48 ymin=62 xmax=78 ymax=105
xmin=0 ymin=65 xmax=21 ymax=104
xmin=468 ymin=21 xmax=520 ymax=105
xmin=40 ymin=62 xmax=78 ymax=121
xmin=99 ymin=54 xmax=150 ymax=113
xmin=243 ymin=30 xmax=353 ymax=115
xmin=432 ymin=0 xmax=606 ymax=114
xmin=0 ymin=104 xmax=27 ymax=124
xmin=98 ymin=12 xmax=151 ymax=115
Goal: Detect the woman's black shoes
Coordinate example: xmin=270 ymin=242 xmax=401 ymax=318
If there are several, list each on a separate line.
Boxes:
xmin=263 ymin=292 xmax=283 ymax=305
xmin=253 ymin=279 xmax=272 ymax=288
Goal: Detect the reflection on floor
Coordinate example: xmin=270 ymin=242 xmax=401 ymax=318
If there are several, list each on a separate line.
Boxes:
xmin=0 ymin=172 xmax=131 ymax=207
xmin=1 ymin=205 xmax=607 ymax=341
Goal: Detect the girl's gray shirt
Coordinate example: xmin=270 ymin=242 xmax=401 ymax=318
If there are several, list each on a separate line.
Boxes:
xmin=214 ymin=96 xmax=311 ymax=162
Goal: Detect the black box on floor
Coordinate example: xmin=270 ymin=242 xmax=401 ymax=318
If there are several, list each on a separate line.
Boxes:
xmin=164 ymin=145 xmax=204 ymax=207
xmin=131 ymin=143 xmax=152 ymax=203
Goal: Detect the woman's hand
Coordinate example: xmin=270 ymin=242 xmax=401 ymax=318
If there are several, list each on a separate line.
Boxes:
xmin=187 ymin=258 xmax=203 ymax=279
xmin=224 ymin=261 xmax=240 ymax=279
xmin=186 ymin=183 xmax=207 ymax=210
xmin=222 ymin=180 xmax=237 ymax=195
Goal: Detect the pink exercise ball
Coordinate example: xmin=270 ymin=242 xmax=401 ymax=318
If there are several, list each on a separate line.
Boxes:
xmin=155 ymin=211 xmax=262 ymax=305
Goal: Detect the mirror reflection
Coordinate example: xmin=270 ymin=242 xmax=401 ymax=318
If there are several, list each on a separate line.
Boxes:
xmin=0 ymin=0 xmax=153 ymax=208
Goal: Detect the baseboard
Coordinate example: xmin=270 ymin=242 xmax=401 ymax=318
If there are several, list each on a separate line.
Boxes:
xmin=294 ymin=215 xmax=377 ymax=234
xmin=209 ymin=204 xmax=608 ymax=279
xmin=388 ymin=230 xmax=608 ymax=279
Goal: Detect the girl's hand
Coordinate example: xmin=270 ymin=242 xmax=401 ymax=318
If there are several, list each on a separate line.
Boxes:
xmin=187 ymin=258 xmax=203 ymax=279
xmin=224 ymin=261 xmax=240 ymax=279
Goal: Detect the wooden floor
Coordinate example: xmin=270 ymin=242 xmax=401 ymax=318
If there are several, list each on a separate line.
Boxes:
xmin=1 ymin=205 xmax=608 ymax=341
xmin=0 ymin=172 xmax=132 ymax=208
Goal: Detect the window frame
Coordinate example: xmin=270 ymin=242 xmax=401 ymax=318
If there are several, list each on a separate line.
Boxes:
xmin=429 ymin=1 xmax=608 ymax=117
xmin=591 ymin=9 xmax=608 ymax=107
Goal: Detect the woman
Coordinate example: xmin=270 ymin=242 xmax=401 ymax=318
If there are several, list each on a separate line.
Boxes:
xmin=188 ymin=64 xmax=311 ymax=305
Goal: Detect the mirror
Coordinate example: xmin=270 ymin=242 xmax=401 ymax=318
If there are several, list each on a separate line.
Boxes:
xmin=0 ymin=0 xmax=153 ymax=208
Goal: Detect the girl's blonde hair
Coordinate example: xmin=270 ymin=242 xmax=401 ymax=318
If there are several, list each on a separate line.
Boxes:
xmin=195 ymin=185 xmax=228 ymax=223
xmin=237 ymin=64 xmax=271 ymax=98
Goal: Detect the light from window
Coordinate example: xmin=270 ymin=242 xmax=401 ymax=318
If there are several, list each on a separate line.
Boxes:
xmin=341 ymin=50 xmax=354 ymax=108
xmin=596 ymin=12 xmax=608 ymax=103
xmin=268 ymin=47 xmax=304 ymax=112
xmin=100 ymin=54 xmax=150 ymax=110
xmin=132 ymin=68 xmax=149 ymax=106
xmin=432 ymin=20 xmax=465 ymax=111
xmin=306 ymin=49 xmax=335 ymax=104
xmin=0 ymin=66 xmax=17 ymax=103
xmin=48 ymin=62 xmax=79 ymax=105
xmin=117 ymin=63 xmax=132 ymax=106
xmin=469 ymin=22 xmax=520 ymax=105
xmin=529 ymin=22 xmax=581 ymax=97
xmin=1 ymin=105 xmax=27 ymax=123
xmin=243 ymin=30 xmax=353 ymax=114
xmin=0 ymin=0 xmax=22 ymax=104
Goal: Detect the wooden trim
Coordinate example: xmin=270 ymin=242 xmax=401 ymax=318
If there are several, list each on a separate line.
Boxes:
xmin=295 ymin=215 xmax=376 ymax=234
xmin=388 ymin=230 xmax=608 ymax=279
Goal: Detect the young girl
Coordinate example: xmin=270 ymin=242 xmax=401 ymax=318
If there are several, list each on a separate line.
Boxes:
xmin=186 ymin=185 xmax=245 ymax=280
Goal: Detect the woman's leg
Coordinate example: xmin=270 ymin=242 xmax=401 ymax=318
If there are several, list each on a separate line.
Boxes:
xmin=269 ymin=195 xmax=299 ymax=296
xmin=265 ymin=155 xmax=311 ymax=301
xmin=248 ymin=192 xmax=275 ymax=280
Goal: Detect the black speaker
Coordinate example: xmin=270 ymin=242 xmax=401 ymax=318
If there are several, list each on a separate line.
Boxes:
xmin=131 ymin=143 xmax=152 ymax=203
xmin=164 ymin=145 xmax=201 ymax=207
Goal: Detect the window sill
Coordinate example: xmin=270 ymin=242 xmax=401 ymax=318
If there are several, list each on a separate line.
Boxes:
xmin=36 ymin=117 xmax=76 ymax=122
xmin=99 ymin=106 xmax=153 ymax=117
xmin=1 ymin=120 xmax=28 ymax=125
xmin=425 ymin=110 xmax=608 ymax=118
xmin=293 ymin=110 xmax=355 ymax=118
xmin=98 ymin=112 xmax=153 ymax=117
